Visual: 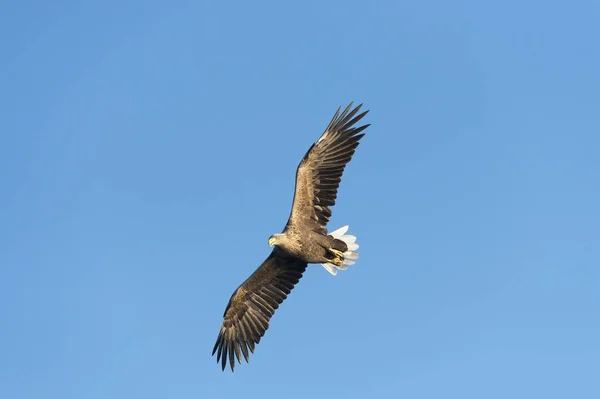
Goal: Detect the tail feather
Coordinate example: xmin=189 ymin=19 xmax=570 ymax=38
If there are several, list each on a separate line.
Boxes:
xmin=321 ymin=225 xmax=360 ymax=276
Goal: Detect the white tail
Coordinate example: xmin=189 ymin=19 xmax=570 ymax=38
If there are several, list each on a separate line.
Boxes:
xmin=321 ymin=225 xmax=360 ymax=276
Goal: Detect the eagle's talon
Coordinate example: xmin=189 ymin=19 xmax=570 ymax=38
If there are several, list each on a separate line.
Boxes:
xmin=327 ymin=248 xmax=345 ymax=266
xmin=328 ymin=248 xmax=344 ymax=258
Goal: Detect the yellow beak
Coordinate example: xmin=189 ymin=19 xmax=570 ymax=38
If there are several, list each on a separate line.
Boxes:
xmin=268 ymin=237 xmax=276 ymax=247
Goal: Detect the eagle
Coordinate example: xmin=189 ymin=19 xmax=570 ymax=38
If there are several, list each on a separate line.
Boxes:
xmin=212 ymin=102 xmax=370 ymax=371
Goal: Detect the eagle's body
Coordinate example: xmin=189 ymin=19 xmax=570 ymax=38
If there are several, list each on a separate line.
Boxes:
xmin=212 ymin=103 xmax=370 ymax=371
xmin=270 ymin=226 xmax=348 ymax=264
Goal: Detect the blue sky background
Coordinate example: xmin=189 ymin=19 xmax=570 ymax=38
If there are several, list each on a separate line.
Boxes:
xmin=1 ymin=0 xmax=599 ymax=398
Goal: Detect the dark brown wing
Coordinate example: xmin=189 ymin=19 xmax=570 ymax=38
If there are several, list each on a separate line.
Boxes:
xmin=286 ymin=102 xmax=369 ymax=234
xmin=212 ymin=251 xmax=307 ymax=371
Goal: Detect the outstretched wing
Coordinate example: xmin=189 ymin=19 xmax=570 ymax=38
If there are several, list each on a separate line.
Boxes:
xmin=212 ymin=251 xmax=307 ymax=371
xmin=286 ymin=102 xmax=369 ymax=234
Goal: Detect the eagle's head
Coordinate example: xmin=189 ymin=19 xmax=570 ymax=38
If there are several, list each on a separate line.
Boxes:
xmin=268 ymin=234 xmax=284 ymax=247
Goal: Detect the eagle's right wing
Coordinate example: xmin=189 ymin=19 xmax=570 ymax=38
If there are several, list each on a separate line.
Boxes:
xmin=212 ymin=251 xmax=307 ymax=371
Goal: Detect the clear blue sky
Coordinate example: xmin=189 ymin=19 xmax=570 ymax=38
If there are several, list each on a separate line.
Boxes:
xmin=1 ymin=0 xmax=599 ymax=398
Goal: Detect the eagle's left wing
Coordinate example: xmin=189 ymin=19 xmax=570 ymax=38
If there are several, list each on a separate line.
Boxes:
xmin=285 ymin=103 xmax=369 ymax=234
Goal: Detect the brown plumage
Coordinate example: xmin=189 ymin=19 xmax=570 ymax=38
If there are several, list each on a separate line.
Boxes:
xmin=286 ymin=103 xmax=369 ymax=235
xmin=212 ymin=103 xmax=370 ymax=371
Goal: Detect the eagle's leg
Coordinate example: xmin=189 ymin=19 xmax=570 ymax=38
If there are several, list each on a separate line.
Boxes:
xmin=327 ymin=248 xmax=345 ymax=266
